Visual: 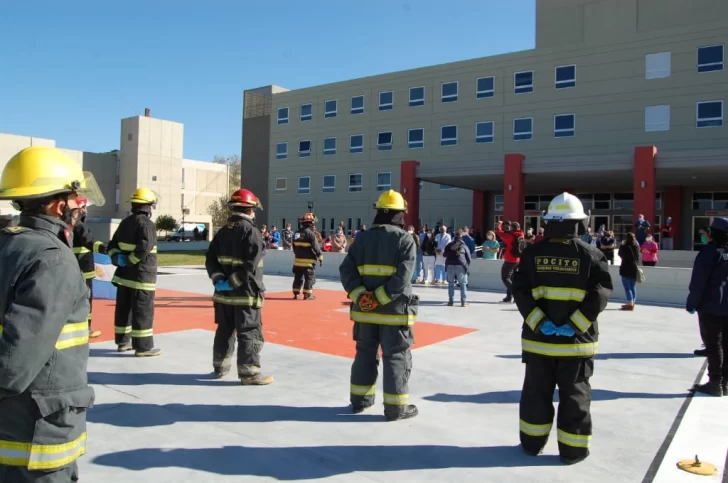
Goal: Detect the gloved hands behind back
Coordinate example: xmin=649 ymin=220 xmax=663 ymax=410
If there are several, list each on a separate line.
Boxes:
xmin=357 ymin=291 xmax=379 ymax=312
xmin=539 ymin=320 xmax=557 ymax=336
xmin=215 ymin=280 xmax=232 ymax=292
xmin=539 ymin=320 xmax=575 ymax=337
xmin=686 ymin=308 xmax=696 ymax=315
xmin=555 ymin=324 xmax=575 ymax=337
xmin=116 ymin=254 xmax=127 ymax=267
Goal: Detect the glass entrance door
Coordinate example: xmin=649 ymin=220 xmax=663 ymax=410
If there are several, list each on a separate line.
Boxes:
xmin=524 ymin=216 xmax=541 ymax=234
xmin=592 ymin=215 xmax=610 ymax=235
xmin=693 ymin=216 xmax=713 ymax=250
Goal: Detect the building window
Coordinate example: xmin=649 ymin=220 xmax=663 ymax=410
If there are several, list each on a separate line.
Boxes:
xmin=349 ymin=173 xmax=363 ymax=192
xmin=476 ymin=121 xmax=494 ymax=143
xmin=697 ymin=101 xmax=723 ymax=128
xmin=277 ymin=107 xmax=289 ymax=125
xmin=181 ymin=168 xmax=185 ymax=188
xmin=297 ymin=176 xmax=310 ymax=194
xmin=409 ymin=86 xmax=425 ymax=107
xmin=613 ymin=193 xmax=633 ymax=210
xmin=350 ymin=134 xmax=364 ymax=153
xmin=379 ymin=91 xmax=393 ymax=111
xmin=554 ymin=114 xmax=575 ymax=138
xmin=298 ymin=140 xmax=311 ymax=157
xmin=645 ymin=52 xmax=671 ymax=79
xmin=440 ymin=125 xmax=458 ymax=146
xmin=351 ymin=95 xmax=364 ymax=114
xmin=513 ymin=117 xmax=533 ymax=141
xmin=514 ymin=71 xmax=533 ymax=94
xmin=555 ymin=65 xmax=576 ymax=88
xmin=127 ymin=133 xmax=133 ymax=142
xmin=323 ymin=137 xmax=336 ymax=156
xmin=276 ymin=142 xmax=288 ymax=159
xmin=300 ymin=104 xmax=312 ymax=122
xmin=115 ymin=188 xmax=120 ymax=212
xmin=494 ymin=194 xmax=504 ymax=211
xmin=645 ymin=105 xmax=671 ymax=132
xmin=115 ymin=158 xmax=120 ymax=184
xmin=439 ymin=184 xmax=456 ymax=190
xmin=151 ymin=175 xmax=157 ymax=182
xmin=275 ymin=177 xmax=287 ymax=193
xmin=476 ymin=76 xmax=494 ymax=98
xmin=324 ymin=99 xmax=337 ymax=119
xmin=377 ymin=131 xmax=393 ymax=151
xmin=698 ymin=45 xmax=724 ymax=73
xmin=322 ymin=175 xmax=336 ymax=193
xmin=377 ymin=172 xmax=392 ymax=191
xmin=408 ymin=128 xmax=424 ymax=149
xmin=441 ymin=81 xmax=458 ymax=102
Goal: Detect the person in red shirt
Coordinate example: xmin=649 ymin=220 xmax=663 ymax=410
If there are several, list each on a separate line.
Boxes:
xmin=534 ymin=227 xmax=545 ymax=243
xmin=496 ymin=220 xmax=525 ymax=303
xmin=323 ymin=236 xmax=333 ymax=252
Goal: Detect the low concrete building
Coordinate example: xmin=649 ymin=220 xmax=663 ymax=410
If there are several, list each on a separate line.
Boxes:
xmin=0 ymin=112 xmax=229 ymax=241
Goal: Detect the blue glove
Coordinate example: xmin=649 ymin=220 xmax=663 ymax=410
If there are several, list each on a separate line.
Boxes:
xmin=687 ymin=308 xmax=696 ymax=315
xmin=539 ymin=320 xmax=557 ymax=336
xmin=555 ymin=324 xmax=576 ymax=337
xmin=116 ymin=254 xmax=127 ymax=267
xmin=215 ymin=280 xmax=232 ymax=292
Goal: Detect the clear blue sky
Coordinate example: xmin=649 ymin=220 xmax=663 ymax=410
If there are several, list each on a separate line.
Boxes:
xmin=0 ymin=1 xmax=535 ymax=161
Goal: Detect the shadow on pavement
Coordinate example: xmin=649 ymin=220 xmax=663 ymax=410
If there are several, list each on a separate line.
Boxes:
xmin=88 ymin=371 xmax=239 ymax=387
xmin=92 ymin=444 xmax=561 ymax=477
xmin=89 ymin=349 xmax=129 ymax=358
xmin=88 ymin=402 xmax=381 ymax=426
xmin=496 ymin=353 xmax=697 ymax=360
xmin=424 ymin=388 xmax=687 ymax=404
xmin=154 ymin=296 xmax=212 ymax=302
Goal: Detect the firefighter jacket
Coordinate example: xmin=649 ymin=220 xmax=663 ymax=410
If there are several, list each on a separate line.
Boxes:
xmin=72 ymin=219 xmax=107 ymax=280
xmin=292 ymin=226 xmax=323 ymax=268
xmin=512 ymin=236 xmax=613 ymax=359
xmin=0 ymin=215 xmax=94 ymax=471
xmin=107 ymin=211 xmax=158 ymax=291
xmin=205 ymin=214 xmax=265 ymax=308
xmin=339 ymin=224 xmax=419 ymax=326
xmin=687 ymin=242 xmax=728 ymax=316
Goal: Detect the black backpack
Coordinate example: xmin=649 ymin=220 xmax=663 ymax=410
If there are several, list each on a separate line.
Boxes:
xmin=511 ymin=235 xmax=527 ymax=258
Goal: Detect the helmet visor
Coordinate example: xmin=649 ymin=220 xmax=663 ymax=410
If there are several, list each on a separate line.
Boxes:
xmin=77 ymin=172 xmax=105 ymax=207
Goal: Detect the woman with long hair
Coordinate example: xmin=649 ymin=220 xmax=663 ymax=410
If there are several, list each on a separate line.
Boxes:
xmin=617 ymin=232 xmax=641 ymax=310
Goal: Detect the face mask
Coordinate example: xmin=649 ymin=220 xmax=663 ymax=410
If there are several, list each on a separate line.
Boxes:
xmin=408 ymin=230 xmax=414 ymax=234
xmin=427 ymin=233 xmax=432 ymax=238
xmin=336 ymin=230 xmax=343 ymax=235
xmin=639 ymin=217 xmax=644 ymax=222
xmin=701 ymin=234 xmax=708 ymax=244
xmin=487 ymin=235 xmax=494 ymax=240
xmin=61 ymin=203 xmax=81 ymax=227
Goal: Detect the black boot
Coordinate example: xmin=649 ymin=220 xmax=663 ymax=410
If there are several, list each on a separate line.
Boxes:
xmin=501 ymin=296 xmax=512 ymax=303
xmin=213 ymin=368 xmax=230 ymax=379
xmin=694 ymin=347 xmax=708 ymax=356
xmin=385 ymin=404 xmax=418 ymax=422
xmin=560 ymin=450 xmax=590 ymax=465
xmin=352 ymin=403 xmax=373 ymax=414
xmin=521 ymin=444 xmax=543 ymax=457
xmin=692 ymin=380 xmax=723 ymax=397
xmin=723 ymin=382 xmax=728 ymax=397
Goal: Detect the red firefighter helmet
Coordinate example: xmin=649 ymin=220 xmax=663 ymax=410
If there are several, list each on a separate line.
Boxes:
xmin=301 ymin=212 xmax=317 ymax=223
xmin=228 ymin=189 xmax=262 ymax=210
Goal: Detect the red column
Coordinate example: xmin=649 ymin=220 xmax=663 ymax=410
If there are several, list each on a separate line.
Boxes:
xmin=472 ymin=190 xmax=487 ymax=233
xmin=664 ymin=185 xmax=682 ymax=249
xmin=400 ymin=160 xmax=420 ymax=228
xmin=504 ymin=153 xmax=525 ymax=223
xmin=633 ymin=146 xmax=657 ymax=228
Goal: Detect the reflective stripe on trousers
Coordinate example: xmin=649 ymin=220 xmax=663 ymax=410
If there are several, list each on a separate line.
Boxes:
xmin=0 ymin=432 xmax=87 ymax=471
xmin=112 ymin=276 xmax=156 ymax=291
xmin=212 ymin=294 xmax=264 ymax=307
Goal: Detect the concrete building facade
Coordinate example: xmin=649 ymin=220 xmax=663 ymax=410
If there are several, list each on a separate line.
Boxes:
xmin=242 ymin=0 xmax=727 ymax=250
xmin=0 ymin=111 xmax=228 ymax=241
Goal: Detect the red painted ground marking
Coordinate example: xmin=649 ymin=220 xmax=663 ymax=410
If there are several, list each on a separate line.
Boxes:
xmin=90 ymin=289 xmax=477 ymax=359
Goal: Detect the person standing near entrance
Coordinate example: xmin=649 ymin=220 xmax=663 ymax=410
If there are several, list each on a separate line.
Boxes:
xmin=108 ymin=188 xmax=161 ymax=357
xmin=434 ymin=225 xmax=451 ymax=284
xmin=635 ymin=214 xmax=650 ymax=245
xmin=496 ymin=220 xmax=525 ymax=303
xmin=660 ymin=217 xmax=674 ymax=250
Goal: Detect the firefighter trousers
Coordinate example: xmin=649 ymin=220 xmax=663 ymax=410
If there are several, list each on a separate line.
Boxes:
xmin=519 ymin=355 xmax=593 ymax=460
xmin=698 ymin=311 xmax=728 ymax=383
xmin=86 ymin=278 xmax=94 ymax=330
xmin=0 ymin=461 xmax=79 ymax=482
xmin=350 ymin=322 xmax=413 ymax=415
xmin=292 ymin=266 xmax=316 ymax=296
xmin=114 ymin=286 xmax=155 ymax=352
xmin=212 ymin=303 xmax=264 ymax=377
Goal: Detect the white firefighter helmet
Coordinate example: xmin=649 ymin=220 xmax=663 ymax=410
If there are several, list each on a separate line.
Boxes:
xmin=543 ymin=192 xmax=588 ymax=221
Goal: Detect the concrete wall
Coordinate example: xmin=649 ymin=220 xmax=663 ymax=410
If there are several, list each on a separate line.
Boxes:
xmin=83 ymin=152 xmax=118 ymax=219
xmin=182 ymin=158 xmax=228 ymax=218
xmin=258 ymin=249 xmax=691 ymax=306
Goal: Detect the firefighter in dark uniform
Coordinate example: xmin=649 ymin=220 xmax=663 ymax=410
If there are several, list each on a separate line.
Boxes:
xmin=205 ymin=189 xmax=273 ymax=385
xmin=339 ymin=190 xmax=419 ymax=421
xmin=108 ymin=187 xmax=161 ymax=357
xmin=292 ymin=212 xmax=323 ymax=300
xmin=686 ymin=217 xmax=728 ymax=397
xmin=72 ymin=197 xmax=107 ymax=339
xmin=0 ymin=147 xmax=103 ymax=482
xmin=512 ymin=192 xmax=612 ymax=465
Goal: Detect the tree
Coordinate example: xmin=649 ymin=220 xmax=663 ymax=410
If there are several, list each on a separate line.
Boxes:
xmin=213 ymin=154 xmax=241 ymax=194
xmin=155 ymin=215 xmax=179 ymax=235
xmin=207 ymin=194 xmax=230 ymax=232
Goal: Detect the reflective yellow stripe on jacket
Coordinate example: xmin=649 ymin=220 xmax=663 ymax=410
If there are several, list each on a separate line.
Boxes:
xmin=117 ymin=242 xmax=158 ymax=254
xmin=55 ymin=322 xmax=89 ymax=350
xmin=0 ymin=432 xmax=87 ymax=470
xmin=83 ymin=271 xmax=96 ymax=280
xmin=294 ymin=258 xmax=316 ymax=267
xmin=217 ymin=256 xmax=244 ymax=266
xmin=531 ymin=286 xmax=586 ymax=302
xmin=357 ymin=264 xmax=396 ymax=276
xmin=112 ymin=276 xmax=156 ymax=291
xmin=351 ymin=311 xmax=415 ymax=326
xmin=522 ymin=339 xmax=598 ymax=357
xmin=293 ymin=241 xmax=311 ymax=247
xmin=212 ymin=294 xmax=264 ymax=308
xmin=72 ymin=247 xmax=90 ymax=255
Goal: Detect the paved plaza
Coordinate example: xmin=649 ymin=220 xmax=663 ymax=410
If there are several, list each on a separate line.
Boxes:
xmin=80 ymin=267 xmax=726 ymax=482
